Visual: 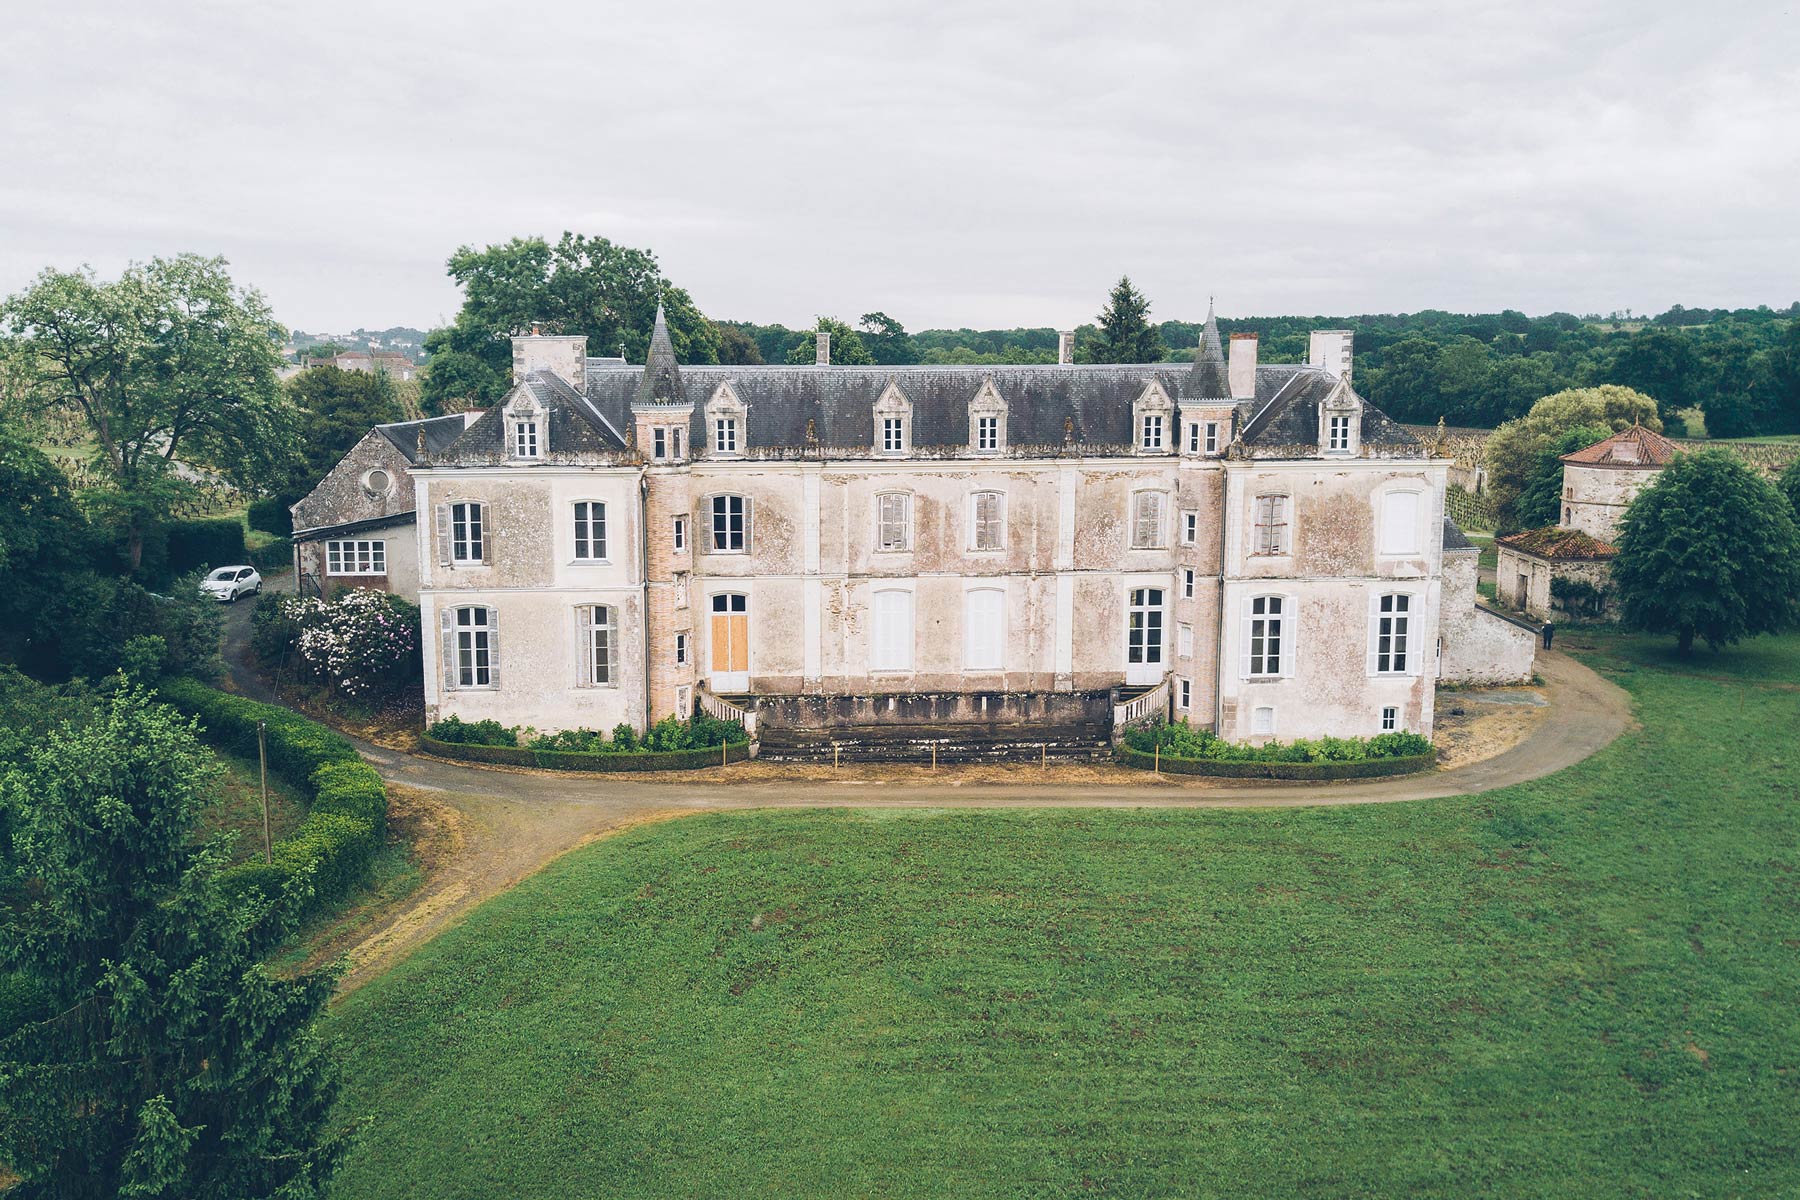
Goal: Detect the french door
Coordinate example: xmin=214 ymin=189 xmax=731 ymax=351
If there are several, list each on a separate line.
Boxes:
xmin=709 ymin=592 xmax=749 ymax=693
xmin=1126 ymin=586 xmax=1165 ymax=685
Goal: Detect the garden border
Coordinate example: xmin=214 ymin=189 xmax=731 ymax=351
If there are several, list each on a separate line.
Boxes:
xmin=420 ymin=734 xmax=752 ymax=773
xmin=1115 ymin=744 xmax=1438 ymax=780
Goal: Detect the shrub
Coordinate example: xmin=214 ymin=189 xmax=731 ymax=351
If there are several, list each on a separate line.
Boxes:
xmin=525 ymin=714 xmax=745 ymax=755
xmin=1123 ymin=721 xmax=1432 ymax=763
xmin=425 ymin=715 xmax=520 ymax=746
xmin=282 ymin=589 xmax=421 ymax=699
xmin=247 ymin=497 xmax=293 ymax=536
xmin=250 ymin=595 xmax=302 ymax=667
xmin=248 ymin=536 xmax=293 ymax=572
xmin=165 ymin=517 xmax=248 ymax=574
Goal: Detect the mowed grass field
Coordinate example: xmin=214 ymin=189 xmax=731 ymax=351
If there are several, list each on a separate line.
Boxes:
xmin=325 ymin=633 xmax=1800 ymax=1199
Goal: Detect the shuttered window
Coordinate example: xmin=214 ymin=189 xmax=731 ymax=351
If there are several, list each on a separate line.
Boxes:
xmin=877 ymin=493 xmax=911 ymax=552
xmin=1370 ymin=593 xmax=1413 ymax=675
xmin=964 ymin=588 xmax=1004 ymax=670
xmin=1244 ymin=595 xmax=1285 ymax=677
xmin=452 ymin=606 xmax=494 ymax=688
xmin=970 ymin=491 xmax=1004 ymax=551
xmin=711 ymin=494 xmax=748 ymax=552
xmin=1131 ymin=492 xmax=1165 ymax=549
xmin=1380 ymin=491 xmax=1421 ymax=555
xmin=451 ymin=502 xmax=485 ymax=563
xmin=580 ymin=604 xmax=614 ymax=686
xmin=871 ymin=589 xmax=913 ymax=671
xmin=573 ymin=501 xmax=607 ymax=561
xmin=1252 ymin=495 xmax=1288 ymax=556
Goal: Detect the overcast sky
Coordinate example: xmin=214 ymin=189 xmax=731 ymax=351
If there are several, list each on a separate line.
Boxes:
xmin=4 ymin=1 xmax=1796 ymax=335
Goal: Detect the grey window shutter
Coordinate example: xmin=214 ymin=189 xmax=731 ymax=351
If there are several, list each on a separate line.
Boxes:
xmin=700 ymin=498 xmax=713 ymax=551
xmin=435 ymin=504 xmax=451 ymax=568
xmin=479 ymin=503 xmax=492 ymax=565
xmin=574 ymin=605 xmax=590 ymax=688
xmin=486 ymin=606 xmax=500 ymax=689
xmin=742 ymin=496 xmax=754 ymax=555
xmin=440 ymin=606 xmax=456 ymax=691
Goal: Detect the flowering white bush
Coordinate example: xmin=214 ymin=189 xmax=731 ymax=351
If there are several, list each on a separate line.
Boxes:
xmin=282 ymin=589 xmax=420 ymax=698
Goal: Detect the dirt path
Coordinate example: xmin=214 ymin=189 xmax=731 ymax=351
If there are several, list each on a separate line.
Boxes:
xmin=219 ymin=594 xmax=1632 ymax=991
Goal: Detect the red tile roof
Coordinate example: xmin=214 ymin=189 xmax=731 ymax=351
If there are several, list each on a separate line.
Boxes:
xmin=1497 ymin=526 xmax=1618 ymax=560
xmin=1561 ymin=423 xmax=1680 ymax=467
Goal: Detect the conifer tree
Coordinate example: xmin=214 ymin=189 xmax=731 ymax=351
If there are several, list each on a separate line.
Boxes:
xmin=1086 ymin=276 xmax=1165 ymax=364
xmin=0 ymin=687 xmax=354 ymax=1198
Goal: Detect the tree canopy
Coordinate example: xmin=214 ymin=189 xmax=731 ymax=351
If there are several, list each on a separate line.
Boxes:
xmin=1513 ymin=422 xmax=1614 ymax=530
xmin=1483 ymin=386 xmax=1662 ymax=531
xmin=1611 ymin=451 xmax=1800 ymax=653
xmin=785 ymin=317 xmax=874 ymax=365
xmin=1085 ymin=276 xmax=1164 ymax=364
xmin=420 ymin=233 xmax=719 ymax=413
xmin=280 ymin=366 xmax=406 ymax=499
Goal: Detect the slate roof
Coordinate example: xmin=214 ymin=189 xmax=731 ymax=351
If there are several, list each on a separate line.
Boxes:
xmin=1441 ymin=517 xmax=1475 ymax=552
xmin=1561 ymin=423 xmax=1680 ymax=467
xmin=376 ymin=413 xmax=479 ymax=464
xmin=1496 ymin=526 xmax=1618 ymax=560
xmin=1182 ymin=304 xmax=1232 ymax=402
xmin=448 ymin=371 xmax=629 ymax=460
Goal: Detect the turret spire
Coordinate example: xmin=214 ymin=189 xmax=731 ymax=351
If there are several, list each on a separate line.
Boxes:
xmin=1184 ymin=298 xmax=1231 ymax=400
xmin=634 ymin=301 xmax=685 ymax=406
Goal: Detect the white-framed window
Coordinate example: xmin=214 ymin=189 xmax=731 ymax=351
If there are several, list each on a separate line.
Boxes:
xmin=675 ymin=632 xmax=688 ymax=666
xmin=1181 ymin=510 xmax=1198 ymax=545
xmin=1178 ymin=677 xmax=1192 ymax=710
xmin=453 ymin=605 xmax=493 ymax=688
xmin=963 ymin=587 xmax=1005 ymax=671
xmin=512 ymin=419 xmax=540 ymax=459
xmin=652 ymin=425 xmax=685 ymax=462
xmin=1379 ymin=491 xmax=1422 ymax=556
xmin=1205 ymin=421 xmax=1220 ymax=455
xmin=1186 ymin=421 xmax=1200 ymax=454
xmin=672 ymin=515 xmax=687 ymax=553
xmin=1131 ymin=491 xmax=1166 ymax=549
xmin=451 ymin=501 xmax=484 ymax=563
xmin=1370 ymin=593 xmax=1414 ymax=675
xmin=1327 ymin=413 xmax=1352 ymax=453
xmin=1251 ymin=705 xmax=1275 ymax=735
xmin=1252 ymin=495 xmax=1289 ymax=556
xmin=1381 ymin=705 xmax=1399 ymax=731
xmin=875 ymin=382 xmax=912 ymax=456
xmin=1140 ymin=413 xmax=1165 ymax=451
xmin=1128 ymin=587 xmax=1164 ymax=665
xmin=715 ymin=417 xmax=739 ymax=454
xmin=1244 ymin=595 xmax=1286 ymax=677
xmin=572 ymin=501 xmax=607 ymax=561
xmin=871 ymin=588 xmax=914 ymax=671
xmin=976 ymin=414 xmax=1000 ymax=452
xmin=877 ymin=492 xmax=912 ymax=552
xmin=881 ymin=415 xmax=907 ymax=454
xmin=1177 ymin=622 xmax=1193 ymax=659
xmin=580 ymin=604 xmax=614 ymax=687
xmin=710 ymin=494 xmax=748 ymax=552
xmin=1182 ymin=568 xmax=1195 ymax=600
xmin=325 ymin=539 xmax=385 ymax=576
xmin=970 ymin=491 xmax=1004 ymax=551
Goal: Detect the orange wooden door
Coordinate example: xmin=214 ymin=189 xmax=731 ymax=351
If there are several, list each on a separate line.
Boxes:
xmin=710 ymin=613 xmax=748 ymax=672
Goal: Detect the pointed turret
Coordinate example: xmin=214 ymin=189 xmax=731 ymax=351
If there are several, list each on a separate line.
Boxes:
xmin=634 ymin=302 xmax=685 ymax=406
xmin=1184 ymin=300 xmax=1231 ymax=400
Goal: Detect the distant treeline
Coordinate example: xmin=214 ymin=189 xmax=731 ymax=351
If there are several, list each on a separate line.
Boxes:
xmin=721 ymin=304 xmax=1800 ymax=437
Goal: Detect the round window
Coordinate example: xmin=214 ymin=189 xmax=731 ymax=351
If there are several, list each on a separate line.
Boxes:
xmin=362 ymin=468 xmax=393 ymax=496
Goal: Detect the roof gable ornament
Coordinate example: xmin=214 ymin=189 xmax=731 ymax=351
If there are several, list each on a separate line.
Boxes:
xmin=874 ymin=378 xmax=912 ymax=414
xmin=968 ymin=378 xmax=1006 ymax=413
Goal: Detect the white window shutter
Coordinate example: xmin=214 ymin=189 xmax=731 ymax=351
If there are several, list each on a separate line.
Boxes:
xmin=435 ymin=504 xmax=451 ymax=568
xmin=574 ymin=606 xmax=590 ymax=687
xmin=479 ymin=503 xmax=492 ymax=564
xmin=742 ymin=497 xmax=753 ymax=555
xmin=1240 ymin=602 xmax=1253 ymax=678
xmin=1367 ymin=595 xmax=1382 ymax=675
xmin=440 ymin=607 xmax=456 ymax=691
xmin=486 ymin=607 xmax=500 ymax=689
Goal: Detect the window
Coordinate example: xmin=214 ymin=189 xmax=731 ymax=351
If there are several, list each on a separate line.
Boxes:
xmin=1205 ymin=421 xmax=1220 ymax=454
xmin=1381 ymin=705 xmax=1399 ymax=731
xmin=976 ymin=415 xmax=999 ymax=452
xmin=513 ymin=420 xmax=539 ymax=459
xmin=872 ymin=589 xmax=914 ymax=671
xmin=326 ymin=539 xmax=385 ymax=576
xmin=1131 ymin=492 xmax=1165 ymax=549
xmin=577 ymin=605 xmax=614 ymax=686
xmin=1251 ymin=706 xmax=1275 ymax=735
xmin=715 ymin=417 xmax=738 ymax=454
xmin=1186 ymin=422 xmax=1200 ymax=454
xmin=882 ymin=415 xmax=906 ymax=454
xmin=1372 ymin=593 xmax=1412 ymax=674
xmin=672 ymin=515 xmax=687 ymax=553
xmin=453 ymin=606 xmax=492 ymax=687
xmin=1379 ymin=491 xmax=1422 ymax=555
xmin=1182 ymin=568 xmax=1195 ymax=600
xmin=1245 ymin=595 xmax=1285 ymax=676
xmin=675 ymin=632 xmax=688 ymax=666
xmin=877 ymin=493 xmax=911 ymax=552
xmin=1177 ymin=623 xmax=1193 ymax=658
xmin=1327 ymin=413 xmax=1351 ymax=453
xmin=1178 ymin=678 xmax=1192 ymax=710
xmin=1128 ymin=588 xmax=1164 ymax=665
xmin=653 ymin=426 xmax=685 ymax=461
xmin=970 ymin=491 xmax=1004 ymax=551
xmin=1252 ymin=495 xmax=1289 ymax=556
xmin=1182 ymin=510 xmax=1198 ymax=545
xmin=451 ymin=501 xmax=484 ymax=563
xmin=1140 ymin=413 xmax=1165 ymax=451
xmin=362 ymin=467 xmax=393 ymax=496
xmin=964 ymin=588 xmax=1004 ymax=670
xmin=711 ymin=494 xmax=747 ymax=552
xmin=572 ymin=501 xmax=607 ymax=561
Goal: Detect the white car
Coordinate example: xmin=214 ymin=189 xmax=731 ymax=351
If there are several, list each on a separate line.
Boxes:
xmin=200 ymin=565 xmax=262 ymax=602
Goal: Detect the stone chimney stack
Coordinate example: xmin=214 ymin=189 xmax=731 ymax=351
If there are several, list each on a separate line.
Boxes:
xmin=512 ymin=332 xmax=589 ymax=394
xmin=1228 ymin=333 xmax=1258 ymax=400
xmin=815 ymin=331 xmax=831 ymax=367
xmin=1308 ymin=329 xmax=1354 ymax=383
xmin=1058 ymin=330 xmax=1075 ymax=366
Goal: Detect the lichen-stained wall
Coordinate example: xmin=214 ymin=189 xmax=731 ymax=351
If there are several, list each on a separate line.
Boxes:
xmin=1494 ymin=545 xmax=1612 ymax=622
xmin=1438 ymin=549 xmax=1536 ymax=684
xmin=1562 ymin=462 xmax=1660 ymax=542
xmin=291 ymin=430 xmax=418 ymax=535
xmin=1225 ymin=462 xmax=1447 ymax=582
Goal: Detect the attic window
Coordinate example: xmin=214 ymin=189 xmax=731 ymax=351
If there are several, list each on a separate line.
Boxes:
xmin=361 ymin=468 xmax=394 ymax=497
xmin=1327 ymin=414 xmax=1351 ymax=453
xmin=512 ymin=419 xmax=540 ymax=459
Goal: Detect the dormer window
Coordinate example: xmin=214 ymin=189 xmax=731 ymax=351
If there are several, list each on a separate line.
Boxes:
xmin=1140 ymin=414 xmax=1165 ymax=451
xmin=976 ymin=415 xmax=999 ymax=452
xmin=967 ymin=378 xmax=1007 ymax=456
xmin=705 ymin=382 xmax=747 ymax=459
xmin=715 ymin=418 xmax=738 ymax=454
xmin=1131 ymin=380 xmax=1174 ymax=456
xmin=1318 ymin=377 xmax=1361 ymax=456
xmin=874 ymin=380 xmax=912 ymax=457
xmin=513 ymin=419 xmax=539 ymax=458
xmin=1327 ymin=414 xmax=1351 ymax=453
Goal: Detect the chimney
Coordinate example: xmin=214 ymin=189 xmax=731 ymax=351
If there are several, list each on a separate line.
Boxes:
xmin=1058 ymin=330 xmax=1075 ymax=366
xmin=816 ymin=331 xmax=831 ymax=367
xmin=512 ymin=332 xmax=589 ymax=394
xmin=1228 ymin=333 xmax=1258 ymax=400
xmin=1308 ymin=329 xmax=1354 ymax=383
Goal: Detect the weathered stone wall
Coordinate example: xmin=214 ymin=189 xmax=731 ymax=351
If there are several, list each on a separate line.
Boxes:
xmin=1437 ymin=548 xmax=1535 ymax=684
xmin=1494 ymin=545 xmax=1613 ymax=621
xmin=291 ymin=430 xmax=418 ymax=536
xmin=1562 ymin=462 xmax=1660 ymax=542
xmin=296 ymin=519 xmax=419 ymax=600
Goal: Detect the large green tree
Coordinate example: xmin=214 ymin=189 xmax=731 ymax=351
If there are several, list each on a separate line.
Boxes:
xmin=420 ymin=233 xmax=720 ymax=413
xmin=281 ymin=366 xmax=406 ymax=496
xmin=1483 ymin=386 xmax=1662 ymax=530
xmin=1085 ymin=277 xmax=1164 ymax=364
xmin=1512 ymin=422 xmax=1613 ymax=530
xmin=1778 ymin=457 xmax=1800 ymax=518
xmin=0 ymin=687 xmax=353 ymax=1197
xmin=1611 ymin=451 xmax=1800 ymax=653
xmin=785 ymin=317 xmax=874 ymax=365
xmin=0 ymin=256 xmax=296 ymax=569
xmin=856 ymin=312 xmax=913 ymax=364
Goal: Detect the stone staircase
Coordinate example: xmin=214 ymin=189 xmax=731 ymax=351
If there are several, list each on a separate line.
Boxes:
xmin=755 ymin=720 xmax=1116 ymax=766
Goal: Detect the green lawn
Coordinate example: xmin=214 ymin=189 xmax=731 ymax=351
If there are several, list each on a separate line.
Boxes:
xmin=325 ymin=634 xmax=1800 ymax=1199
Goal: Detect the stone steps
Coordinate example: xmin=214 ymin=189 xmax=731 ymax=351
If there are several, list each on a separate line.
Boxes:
xmin=756 ymin=722 xmax=1114 ymax=765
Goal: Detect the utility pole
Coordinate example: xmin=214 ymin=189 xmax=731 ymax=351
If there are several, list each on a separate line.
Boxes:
xmin=257 ymin=719 xmax=272 ymax=864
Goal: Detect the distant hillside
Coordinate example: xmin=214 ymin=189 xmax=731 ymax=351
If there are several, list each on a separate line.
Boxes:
xmin=289 ymin=327 xmax=430 ymax=359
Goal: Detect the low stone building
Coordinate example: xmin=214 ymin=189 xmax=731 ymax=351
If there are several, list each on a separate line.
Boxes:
xmin=1438 ymin=518 xmax=1538 ymax=682
xmin=1558 ymin=424 xmax=1681 ymax=541
xmin=1494 ymin=526 xmax=1618 ymax=621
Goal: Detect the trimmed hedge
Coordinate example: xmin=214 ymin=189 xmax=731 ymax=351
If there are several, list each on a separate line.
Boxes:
xmin=1116 ymin=744 xmax=1438 ymax=780
xmin=420 ymin=734 xmax=752 ymax=773
xmin=247 ymin=497 xmax=294 ymax=537
xmin=248 ymin=536 xmax=293 ymax=572
xmin=167 ymin=517 xmax=248 ymax=574
xmin=158 ymin=678 xmax=388 ymax=917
